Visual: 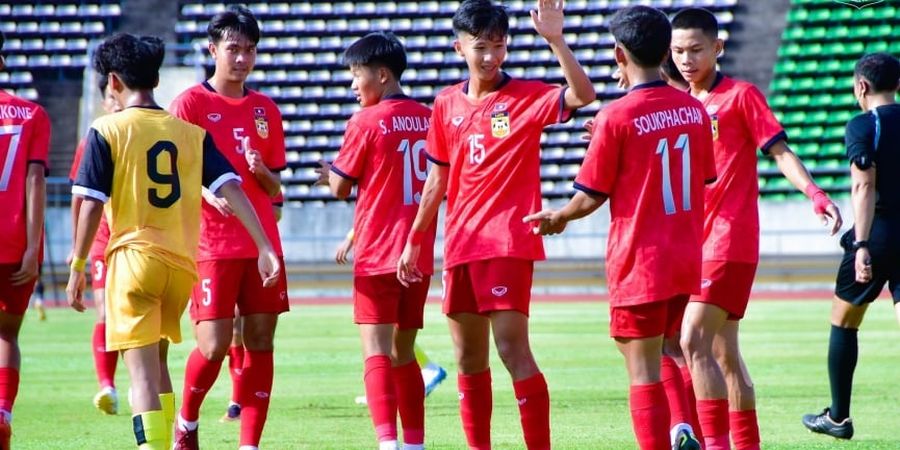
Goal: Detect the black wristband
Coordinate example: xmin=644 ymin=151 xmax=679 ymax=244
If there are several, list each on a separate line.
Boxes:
xmin=852 ymin=240 xmax=869 ymax=251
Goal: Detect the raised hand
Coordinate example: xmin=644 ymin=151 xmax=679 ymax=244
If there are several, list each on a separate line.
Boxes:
xmin=530 ymin=0 xmax=566 ymax=43
xmin=243 ymin=137 xmax=265 ymax=174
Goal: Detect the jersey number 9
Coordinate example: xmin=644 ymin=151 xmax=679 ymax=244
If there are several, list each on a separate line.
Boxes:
xmin=147 ymin=141 xmax=182 ymax=208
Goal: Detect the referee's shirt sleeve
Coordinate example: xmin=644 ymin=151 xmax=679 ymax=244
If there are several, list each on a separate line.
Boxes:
xmin=845 ymin=114 xmax=876 ymax=170
xmin=201 ymin=132 xmax=241 ymax=193
xmin=72 ymin=128 xmax=114 ymax=203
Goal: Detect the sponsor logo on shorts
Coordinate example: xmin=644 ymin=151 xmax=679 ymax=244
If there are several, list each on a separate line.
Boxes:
xmin=491 ymin=286 xmax=508 ymax=297
xmin=701 ymin=279 xmax=713 ymax=289
xmin=517 ymin=397 xmax=527 ymax=406
xmin=458 ymin=392 xmax=465 ymax=400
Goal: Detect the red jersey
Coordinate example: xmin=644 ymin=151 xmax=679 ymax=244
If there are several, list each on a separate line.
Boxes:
xmin=70 ymin=137 xmax=110 ymax=260
xmin=170 ymin=82 xmax=286 ymax=260
xmin=700 ymin=74 xmax=786 ymax=263
xmin=426 ymin=75 xmax=569 ymax=269
xmin=332 ymin=95 xmax=437 ymax=276
xmin=0 ymin=90 xmax=50 ymax=264
xmin=575 ymin=81 xmax=716 ymax=307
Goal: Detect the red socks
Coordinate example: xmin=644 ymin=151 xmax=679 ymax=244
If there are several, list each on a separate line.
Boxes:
xmin=240 ymin=350 xmax=274 ymax=447
xmin=0 ymin=368 xmax=19 ymax=413
xmin=228 ymin=345 xmax=244 ymax=404
xmin=697 ymin=399 xmax=730 ymax=450
xmin=730 ymin=409 xmax=760 ymax=450
xmin=92 ymin=322 xmax=118 ymax=389
xmin=458 ymin=370 xmax=492 ymax=449
xmin=180 ymin=348 xmax=224 ymax=421
xmin=680 ymin=365 xmax=703 ymax=442
xmin=392 ymin=360 xmax=424 ymax=445
xmin=513 ymin=373 xmax=551 ymax=450
xmin=629 ymin=383 xmax=670 ymax=450
xmin=660 ymin=357 xmax=689 ymax=427
xmin=364 ymin=355 xmax=398 ymax=443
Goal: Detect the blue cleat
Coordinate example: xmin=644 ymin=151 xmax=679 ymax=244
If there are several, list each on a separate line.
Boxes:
xmin=423 ymin=366 xmax=447 ymax=397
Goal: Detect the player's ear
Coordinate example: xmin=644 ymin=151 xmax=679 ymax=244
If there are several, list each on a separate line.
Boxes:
xmin=453 ymin=39 xmax=463 ymax=57
xmin=0 ymin=54 xmax=5 ymax=71
xmin=208 ymin=41 xmax=217 ymax=59
xmin=714 ymin=38 xmax=725 ymax=58
xmin=613 ymin=43 xmax=627 ymax=67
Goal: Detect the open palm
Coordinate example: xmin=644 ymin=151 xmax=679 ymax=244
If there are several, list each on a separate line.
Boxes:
xmin=531 ymin=0 xmax=565 ymax=41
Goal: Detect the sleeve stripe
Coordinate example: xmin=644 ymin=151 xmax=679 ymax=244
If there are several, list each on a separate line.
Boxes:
xmin=208 ymin=172 xmax=242 ymax=195
xmin=760 ymin=130 xmax=788 ymax=155
xmin=72 ymin=185 xmax=109 ymax=203
xmin=425 ymin=152 xmax=449 ymax=167
xmin=330 ymin=165 xmax=357 ymax=182
xmin=557 ymin=86 xmax=573 ymax=123
xmin=573 ymin=182 xmax=608 ymax=199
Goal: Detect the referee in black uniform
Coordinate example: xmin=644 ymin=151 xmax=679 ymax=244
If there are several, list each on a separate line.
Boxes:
xmin=803 ymin=52 xmax=900 ymax=440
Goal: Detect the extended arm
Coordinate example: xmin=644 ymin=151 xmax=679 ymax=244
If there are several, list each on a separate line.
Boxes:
xmin=769 ymin=141 xmax=842 ymax=234
xmin=523 ymin=190 xmax=607 ymax=235
xmin=531 ymin=0 xmax=595 ymax=109
xmin=397 ymin=164 xmax=448 ymax=286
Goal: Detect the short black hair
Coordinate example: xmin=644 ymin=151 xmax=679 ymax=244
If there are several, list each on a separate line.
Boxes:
xmin=855 ymin=53 xmax=900 ymax=93
xmin=343 ymin=32 xmax=408 ymax=80
xmin=93 ymin=33 xmax=165 ymax=90
xmin=671 ymin=8 xmax=719 ymax=40
xmin=609 ymin=6 xmax=671 ymax=68
xmin=453 ymin=0 xmax=509 ymax=41
xmin=661 ymin=54 xmax=686 ymax=86
xmin=208 ymin=5 xmax=260 ymax=44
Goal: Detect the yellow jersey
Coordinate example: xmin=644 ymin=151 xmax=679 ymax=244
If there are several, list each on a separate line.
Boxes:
xmin=72 ymin=106 xmax=238 ymax=276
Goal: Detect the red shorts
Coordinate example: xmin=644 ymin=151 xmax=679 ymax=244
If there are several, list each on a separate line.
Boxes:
xmin=442 ymin=258 xmax=534 ymax=316
xmin=90 ymin=257 xmax=107 ymax=290
xmin=0 ymin=263 xmax=36 ymax=316
xmin=692 ymin=261 xmax=757 ymax=320
xmin=354 ymin=273 xmax=430 ymax=329
xmin=190 ymin=258 xmax=289 ymax=322
xmin=609 ymin=295 xmax=689 ymax=339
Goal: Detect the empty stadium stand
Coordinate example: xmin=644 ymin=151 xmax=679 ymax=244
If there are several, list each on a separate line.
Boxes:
xmin=766 ymin=0 xmax=899 ymax=199
xmin=175 ymin=0 xmax=739 ymax=203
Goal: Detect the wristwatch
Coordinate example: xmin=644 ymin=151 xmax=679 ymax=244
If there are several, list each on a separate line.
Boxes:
xmin=851 ymin=240 xmax=869 ymax=251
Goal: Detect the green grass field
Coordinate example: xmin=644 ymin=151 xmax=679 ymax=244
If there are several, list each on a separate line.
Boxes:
xmin=14 ymin=299 xmax=900 ymax=449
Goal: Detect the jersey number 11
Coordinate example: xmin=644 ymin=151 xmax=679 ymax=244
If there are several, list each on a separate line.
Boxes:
xmin=656 ymin=134 xmax=691 ymax=215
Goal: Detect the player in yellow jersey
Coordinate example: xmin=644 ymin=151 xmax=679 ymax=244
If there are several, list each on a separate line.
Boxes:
xmin=65 ymin=33 xmax=280 ymax=450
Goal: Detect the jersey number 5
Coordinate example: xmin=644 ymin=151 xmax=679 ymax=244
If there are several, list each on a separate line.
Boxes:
xmin=147 ymin=141 xmax=182 ymax=208
xmin=656 ymin=134 xmax=691 ymax=215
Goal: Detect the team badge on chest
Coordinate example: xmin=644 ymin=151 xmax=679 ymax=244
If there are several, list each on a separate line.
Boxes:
xmin=253 ymin=106 xmax=269 ymax=139
xmin=706 ymin=105 xmax=720 ymax=141
xmin=490 ymin=110 xmax=510 ymax=138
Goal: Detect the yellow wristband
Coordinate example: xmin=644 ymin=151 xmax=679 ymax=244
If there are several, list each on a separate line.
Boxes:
xmin=71 ymin=256 xmax=87 ymax=272
xmin=346 ymin=229 xmax=355 ymax=241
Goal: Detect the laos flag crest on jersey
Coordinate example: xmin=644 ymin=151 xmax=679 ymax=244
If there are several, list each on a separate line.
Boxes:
xmin=254 ymin=107 xmax=269 ymax=139
xmin=706 ymin=104 xmax=720 ymax=140
xmin=491 ymin=110 xmax=510 ymax=138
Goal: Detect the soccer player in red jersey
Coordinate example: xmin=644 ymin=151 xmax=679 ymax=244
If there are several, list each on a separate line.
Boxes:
xmin=526 ymin=6 xmax=714 ymax=449
xmin=0 ymin=29 xmax=50 ymax=447
xmin=397 ymin=1 xmax=595 ymax=448
xmin=69 ymin=76 xmax=123 ymax=416
xmin=169 ymin=7 xmax=288 ymax=450
xmin=320 ymin=32 xmax=436 ymax=450
xmin=670 ymin=8 xmax=842 ymax=450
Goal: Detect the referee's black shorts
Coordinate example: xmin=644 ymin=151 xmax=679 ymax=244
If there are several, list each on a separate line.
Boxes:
xmin=834 ymin=218 xmax=900 ymax=305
